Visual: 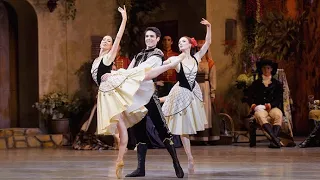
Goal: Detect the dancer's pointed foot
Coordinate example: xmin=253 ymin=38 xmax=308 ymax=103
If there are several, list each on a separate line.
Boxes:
xmin=116 ymin=160 xmax=124 ymax=179
xmin=188 ymin=158 xmax=195 ymax=174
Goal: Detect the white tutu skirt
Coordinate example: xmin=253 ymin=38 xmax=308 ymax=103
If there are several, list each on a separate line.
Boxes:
xmin=162 ymin=82 xmax=207 ymax=135
xmin=96 ymin=67 xmax=154 ymax=135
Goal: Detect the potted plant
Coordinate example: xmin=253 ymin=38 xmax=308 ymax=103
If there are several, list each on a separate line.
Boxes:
xmin=33 ymin=92 xmax=82 ymax=134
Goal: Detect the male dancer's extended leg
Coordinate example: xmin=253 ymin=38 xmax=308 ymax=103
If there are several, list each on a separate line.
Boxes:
xmin=147 ymin=94 xmax=184 ymax=178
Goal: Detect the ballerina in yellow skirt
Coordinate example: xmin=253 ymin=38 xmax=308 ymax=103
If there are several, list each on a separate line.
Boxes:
xmin=91 ymin=6 xmax=186 ymax=179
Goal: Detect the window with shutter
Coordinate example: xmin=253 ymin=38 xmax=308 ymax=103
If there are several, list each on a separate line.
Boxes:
xmin=91 ymin=36 xmax=103 ymax=60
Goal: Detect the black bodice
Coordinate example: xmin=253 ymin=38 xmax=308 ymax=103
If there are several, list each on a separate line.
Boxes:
xmin=97 ymin=59 xmax=113 ymax=85
xmin=177 ymin=56 xmax=198 ymax=91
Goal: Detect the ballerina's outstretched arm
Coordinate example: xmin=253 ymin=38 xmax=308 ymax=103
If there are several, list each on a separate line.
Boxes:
xmin=162 ymin=55 xmax=179 ymax=65
xmin=195 ymin=18 xmax=211 ymax=61
xmin=102 ymin=6 xmax=127 ymax=65
xmin=144 ymin=53 xmax=186 ymax=81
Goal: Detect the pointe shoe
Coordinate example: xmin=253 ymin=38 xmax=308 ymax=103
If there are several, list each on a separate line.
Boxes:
xmin=188 ymin=159 xmax=195 ymax=174
xmin=115 ymin=161 xmax=124 ymax=179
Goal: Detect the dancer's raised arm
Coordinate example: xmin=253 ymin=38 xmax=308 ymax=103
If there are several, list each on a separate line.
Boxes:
xmin=195 ymin=18 xmax=211 ymax=60
xmin=102 ymin=6 xmax=127 ymax=65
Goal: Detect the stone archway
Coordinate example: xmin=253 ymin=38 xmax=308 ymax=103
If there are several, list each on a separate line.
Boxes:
xmin=0 ymin=0 xmax=39 ymax=128
xmin=0 ymin=1 xmax=11 ymax=128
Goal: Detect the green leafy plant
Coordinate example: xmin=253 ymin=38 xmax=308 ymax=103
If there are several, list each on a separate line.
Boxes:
xmin=235 ymin=73 xmax=257 ymax=89
xmin=65 ymin=0 xmax=76 ymax=20
xmin=33 ymin=92 xmax=83 ymax=120
xmin=254 ymin=12 xmax=305 ymax=60
xmin=59 ymin=0 xmax=77 ymax=21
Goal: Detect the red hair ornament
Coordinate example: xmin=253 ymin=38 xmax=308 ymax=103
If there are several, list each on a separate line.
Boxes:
xmin=190 ymin=37 xmax=198 ymax=48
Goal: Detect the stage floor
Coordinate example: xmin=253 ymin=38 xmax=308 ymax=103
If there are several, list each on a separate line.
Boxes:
xmin=1 ymin=143 xmax=320 ymax=180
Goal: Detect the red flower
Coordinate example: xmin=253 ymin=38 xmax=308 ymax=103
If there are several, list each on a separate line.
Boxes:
xmin=190 ymin=37 xmax=198 ymax=48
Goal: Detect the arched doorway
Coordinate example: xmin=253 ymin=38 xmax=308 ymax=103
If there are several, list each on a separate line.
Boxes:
xmin=0 ymin=0 xmax=39 ymax=128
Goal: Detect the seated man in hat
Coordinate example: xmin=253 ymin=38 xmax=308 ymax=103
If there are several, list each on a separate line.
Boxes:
xmin=247 ymin=59 xmax=283 ymax=148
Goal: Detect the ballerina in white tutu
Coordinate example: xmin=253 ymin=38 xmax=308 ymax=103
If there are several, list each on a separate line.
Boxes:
xmin=160 ymin=18 xmax=212 ymax=174
xmin=90 ymin=6 xmax=185 ymax=179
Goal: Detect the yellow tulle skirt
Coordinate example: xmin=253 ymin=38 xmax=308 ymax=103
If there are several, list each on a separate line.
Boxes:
xmin=96 ymin=67 xmax=154 ymax=135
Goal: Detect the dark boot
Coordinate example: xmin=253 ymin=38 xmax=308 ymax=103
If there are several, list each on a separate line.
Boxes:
xmin=163 ymin=138 xmax=184 ymax=178
xmin=269 ymin=125 xmax=281 ymax=148
xmin=262 ymin=123 xmax=281 ymax=148
xmin=249 ymin=119 xmax=257 ymax=147
xmin=125 ymin=143 xmax=147 ymax=177
xmin=299 ymin=121 xmax=320 ymax=148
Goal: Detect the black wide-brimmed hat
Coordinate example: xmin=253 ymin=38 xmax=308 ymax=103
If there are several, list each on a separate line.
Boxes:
xmin=256 ymin=59 xmax=278 ymax=75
